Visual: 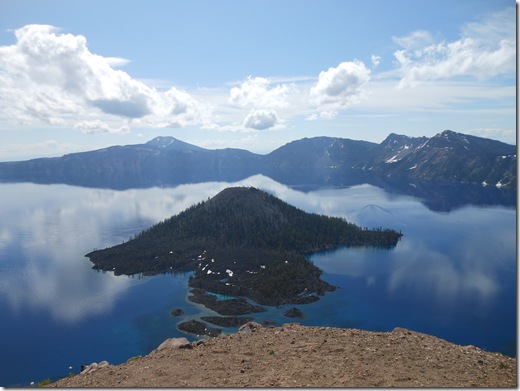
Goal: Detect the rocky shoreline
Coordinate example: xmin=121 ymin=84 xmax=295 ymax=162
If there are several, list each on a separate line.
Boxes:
xmin=49 ymin=323 xmax=516 ymax=388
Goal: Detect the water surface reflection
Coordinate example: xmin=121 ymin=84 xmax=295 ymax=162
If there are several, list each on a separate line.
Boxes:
xmin=0 ymin=176 xmax=516 ymax=386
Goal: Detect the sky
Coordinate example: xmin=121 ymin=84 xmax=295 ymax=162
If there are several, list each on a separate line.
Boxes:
xmin=0 ymin=0 xmax=516 ymax=160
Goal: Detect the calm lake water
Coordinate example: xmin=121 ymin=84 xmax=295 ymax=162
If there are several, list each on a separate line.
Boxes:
xmin=0 ymin=175 xmax=516 ymax=386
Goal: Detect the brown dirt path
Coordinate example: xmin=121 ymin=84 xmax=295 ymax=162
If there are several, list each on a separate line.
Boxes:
xmin=50 ymin=323 xmax=516 ymax=388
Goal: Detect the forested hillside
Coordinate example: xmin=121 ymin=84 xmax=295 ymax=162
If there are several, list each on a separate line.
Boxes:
xmin=87 ymin=187 xmax=402 ymax=308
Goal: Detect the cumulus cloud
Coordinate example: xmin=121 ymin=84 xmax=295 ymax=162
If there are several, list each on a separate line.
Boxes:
xmin=394 ymin=7 xmax=515 ymax=88
xmin=310 ymin=60 xmax=371 ymax=107
xmin=0 ymin=24 xmax=204 ymax=130
xmin=229 ymin=76 xmax=291 ymax=108
xmin=243 ymin=109 xmax=279 ymax=130
xmin=228 ymin=76 xmax=292 ymax=130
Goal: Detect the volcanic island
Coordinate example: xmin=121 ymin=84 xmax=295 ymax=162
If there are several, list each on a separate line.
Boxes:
xmin=86 ymin=187 xmax=402 ymax=336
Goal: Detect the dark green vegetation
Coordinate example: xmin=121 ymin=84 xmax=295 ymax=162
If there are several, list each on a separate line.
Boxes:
xmin=87 ymin=187 xmax=402 ymax=313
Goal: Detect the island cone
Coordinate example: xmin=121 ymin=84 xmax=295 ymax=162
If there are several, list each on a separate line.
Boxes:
xmin=87 ymin=187 xmax=402 ymax=311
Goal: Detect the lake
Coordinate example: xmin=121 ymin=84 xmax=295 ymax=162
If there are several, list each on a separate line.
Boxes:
xmin=0 ymin=175 xmax=516 ymax=386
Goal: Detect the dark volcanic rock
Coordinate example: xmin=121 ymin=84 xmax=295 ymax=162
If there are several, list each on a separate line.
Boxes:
xmin=188 ymin=289 xmax=267 ymax=316
xmin=170 ymin=308 xmax=184 ymax=316
xmin=177 ymin=319 xmax=221 ymax=337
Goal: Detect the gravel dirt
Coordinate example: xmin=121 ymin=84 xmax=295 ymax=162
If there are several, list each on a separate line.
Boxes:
xmin=50 ymin=323 xmax=516 ymax=388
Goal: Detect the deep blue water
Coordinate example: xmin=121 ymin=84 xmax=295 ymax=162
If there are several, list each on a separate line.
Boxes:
xmin=0 ymin=176 xmax=516 ymax=386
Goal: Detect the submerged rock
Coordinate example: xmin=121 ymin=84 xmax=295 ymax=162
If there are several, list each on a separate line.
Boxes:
xmin=283 ymin=307 xmax=304 ymax=319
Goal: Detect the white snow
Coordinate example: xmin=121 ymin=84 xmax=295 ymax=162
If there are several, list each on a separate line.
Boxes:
xmin=163 ymin=139 xmax=174 ymax=147
xmin=207 ymin=269 xmax=212 ymax=274
xmin=408 ymin=164 xmax=418 ymax=170
xmin=260 ymin=265 xmax=266 ymax=269
xmin=226 ymin=269 xmax=234 ymax=277
xmin=418 ymin=140 xmax=429 ymax=149
xmin=385 ymin=154 xmax=401 ymax=163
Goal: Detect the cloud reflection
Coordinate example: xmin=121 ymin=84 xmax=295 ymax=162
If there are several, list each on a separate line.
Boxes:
xmin=0 ymin=177 xmax=308 ymax=323
xmin=0 ymin=178 xmax=514 ymax=324
xmin=313 ymin=202 xmax=514 ymax=311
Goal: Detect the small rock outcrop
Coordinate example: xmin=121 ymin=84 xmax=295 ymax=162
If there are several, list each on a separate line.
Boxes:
xmin=238 ymin=321 xmax=263 ymax=334
xmin=155 ymin=337 xmax=190 ymax=352
xmin=80 ymin=361 xmax=110 ymax=375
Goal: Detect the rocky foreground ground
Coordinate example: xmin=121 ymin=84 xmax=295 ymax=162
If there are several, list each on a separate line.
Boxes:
xmin=50 ymin=323 xmax=516 ymax=388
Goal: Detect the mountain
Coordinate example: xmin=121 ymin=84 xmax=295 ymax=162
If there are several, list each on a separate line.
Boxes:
xmin=87 ymin=187 xmax=402 ymax=308
xmin=367 ymin=130 xmax=517 ymax=187
xmin=263 ymin=136 xmax=377 ymax=185
xmin=0 ymin=137 xmax=260 ymax=188
xmin=0 ymin=131 xmax=515 ymax=189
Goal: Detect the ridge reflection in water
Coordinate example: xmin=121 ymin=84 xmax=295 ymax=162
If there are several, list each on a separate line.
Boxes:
xmin=0 ymin=175 xmax=515 ymax=386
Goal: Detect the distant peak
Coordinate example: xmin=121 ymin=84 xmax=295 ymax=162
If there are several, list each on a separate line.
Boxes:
xmin=147 ymin=136 xmax=178 ymax=147
xmin=436 ymin=130 xmax=459 ymax=138
xmin=145 ymin=136 xmax=205 ymax=151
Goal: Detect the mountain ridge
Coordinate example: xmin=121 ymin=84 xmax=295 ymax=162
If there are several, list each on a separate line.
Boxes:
xmin=0 ymin=130 xmax=515 ymax=189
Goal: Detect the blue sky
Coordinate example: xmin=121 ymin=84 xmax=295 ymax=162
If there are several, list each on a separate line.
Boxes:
xmin=0 ymin=0 xmax=516 ymax=160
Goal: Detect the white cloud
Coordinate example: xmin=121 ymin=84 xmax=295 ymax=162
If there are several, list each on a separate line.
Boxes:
xmin=243 ymin=109 xmax=279 ymax=130
xmin=0 ymin=24 xmax=205 ymax=131
xmin=394 ymin=7 xmax=515 ymax=88
xmin=392 ymin=30 xmax=434 ymax=50
xmin=229 ymin=76 xmax=291 ymax=108
xmin=370 ymin=55 xmax=381 ymax=69
xmin=310 ymin=60 xmax=371 ymax=107
xmin=226 ymin=76 xmax=293 ymax=131
xmin=74 ymin=119 xmax=130 ymax=134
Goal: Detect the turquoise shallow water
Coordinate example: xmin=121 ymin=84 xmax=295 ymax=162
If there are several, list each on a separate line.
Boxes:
xmin=0 ymin=179 xmax=515 ymax=386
